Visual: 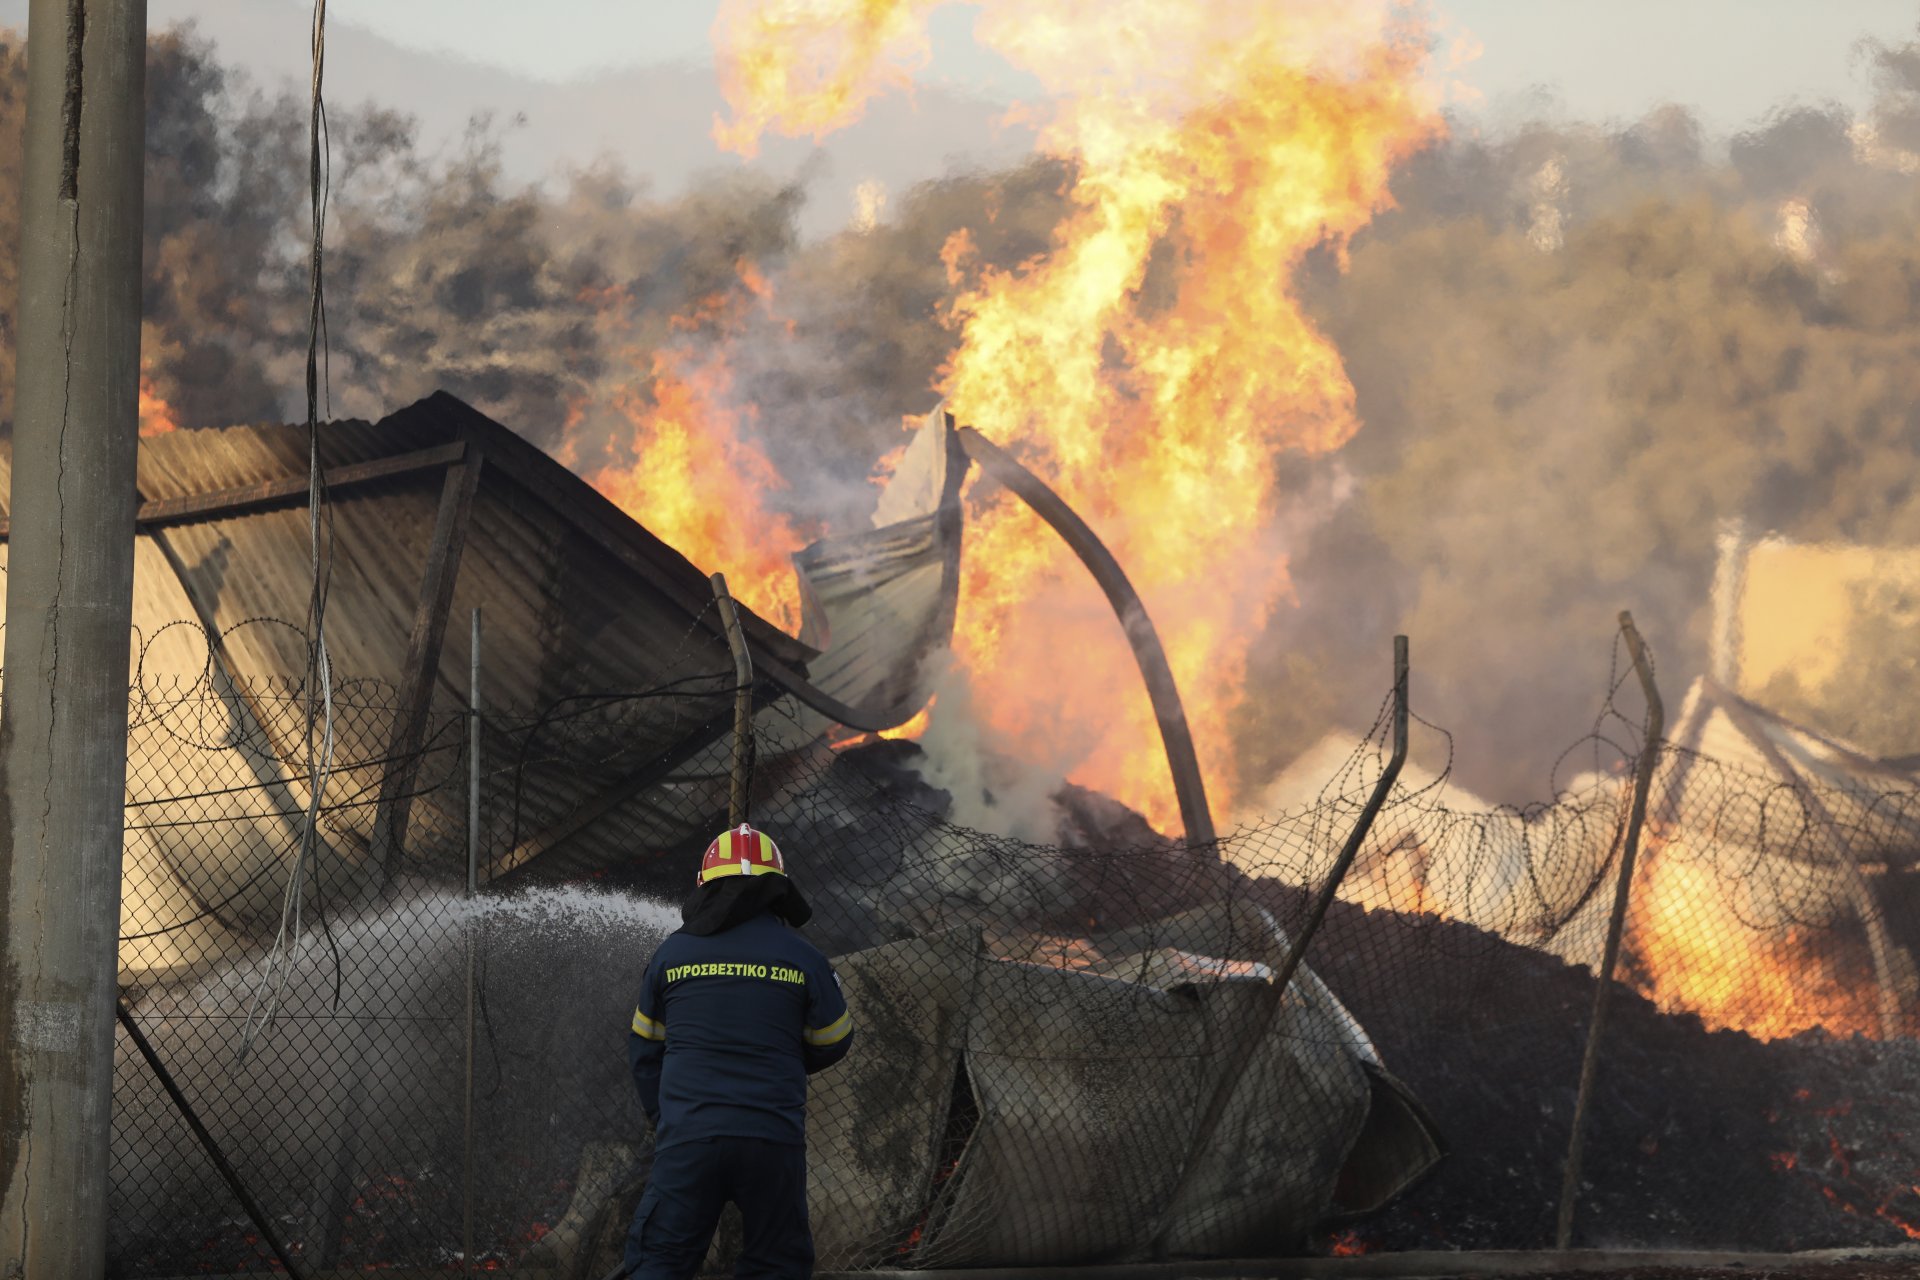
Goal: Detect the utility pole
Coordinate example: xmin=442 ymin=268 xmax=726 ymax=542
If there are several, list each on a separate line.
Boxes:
xmin=0 ymin=2 xmax=148 ymax=1275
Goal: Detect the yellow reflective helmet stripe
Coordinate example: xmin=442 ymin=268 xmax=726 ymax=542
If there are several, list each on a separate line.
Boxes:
xmin=804 ymin=1010 xmax=852 ymax=1046
xmin=631 ymin=1007 xmax=665 ymax=1041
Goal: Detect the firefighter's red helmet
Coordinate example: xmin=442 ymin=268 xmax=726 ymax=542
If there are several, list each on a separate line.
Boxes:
xmin=697 ymin=823 xmax=787 ymax=886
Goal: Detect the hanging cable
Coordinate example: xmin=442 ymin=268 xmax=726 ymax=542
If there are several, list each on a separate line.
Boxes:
xmin=243 ymin=0 xmax=337 ymax=1056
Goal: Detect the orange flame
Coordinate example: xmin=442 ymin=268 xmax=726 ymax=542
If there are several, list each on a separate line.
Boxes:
xmin=1771 ymin=1093 xmax=1920 ymax=1240
xmin=880 ymin=694 xmax=937 ymax=741
xmin=564 ymin=266 xmax=807 ymax=635
xmin=715 ymin=1 xmax=1441 ymax=830
xmin=138 ymin=368 xmax=180 ymax=437
xmin=1626 ymin=835 xmax=1887 ymax=1041
xmin=1880 ymin=1194 xmax=1920 ymax=1242
xmin=827 ymin=693 xmax=939 ymax=752
xmin=1328 ymin=1228 xmax=1371 ymax=1256
xmin=584 ymin=348 xmax=805 ymax=634
xmin=712 ymin=0 xmax=934 ymax=157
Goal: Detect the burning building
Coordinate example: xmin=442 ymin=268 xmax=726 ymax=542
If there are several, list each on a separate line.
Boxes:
xmin=8 ymin=0 xmax=1920 ymax=1267
xmin=1242 ymin=522 xmax=1920 ymax=1048
xmin=15 ymin=390 xmax=1447 ymax=1272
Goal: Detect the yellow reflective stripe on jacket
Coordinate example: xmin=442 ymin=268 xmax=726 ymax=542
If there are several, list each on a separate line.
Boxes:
xmin=631 ymin=1007 xmax=665 ymax=1041
xmin=804 ymin=1010 xmax=852 ymax=1047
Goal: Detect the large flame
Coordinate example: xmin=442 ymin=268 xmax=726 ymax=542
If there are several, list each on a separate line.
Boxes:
xmin=569 ymin=269 xmax=807 ymax=633
xmin=715 ymin=0 xmax=1441 ymax=829
xmin=712 ymin=0 xmax=933 ymax=157
xmin=1626 ymin=833 xmax=1889 ymax=1041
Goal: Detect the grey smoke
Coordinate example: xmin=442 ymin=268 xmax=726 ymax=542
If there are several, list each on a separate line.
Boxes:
xmin=10 ymin=24 xmax=1920 ymax=814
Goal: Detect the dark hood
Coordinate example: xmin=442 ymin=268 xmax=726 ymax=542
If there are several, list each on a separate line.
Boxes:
xmin=678 ymin=873 xmax=813 ymax=937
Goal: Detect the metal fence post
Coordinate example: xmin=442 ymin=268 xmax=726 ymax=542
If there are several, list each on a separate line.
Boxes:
xmin=1148 ymin=635 xmax=1408 ymax=1257
xmin=117 ymin=1001 xmax=307 ymax=1277
xmin=1555 ymin=610 xmax=1664 ymax=1248
xmin=463 ymin=606 xmax=481 ymax=1274
xmin=1264 ymin=634 xmax=1410 ymax=999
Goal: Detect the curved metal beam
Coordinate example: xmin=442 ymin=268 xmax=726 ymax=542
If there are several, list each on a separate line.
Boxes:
xmin=955 ymin=427 xmax=1217 ymax=848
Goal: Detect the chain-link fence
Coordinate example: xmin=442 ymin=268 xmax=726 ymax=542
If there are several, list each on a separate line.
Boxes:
xmin=101 ymin=620 xmax=1920 ymax=1275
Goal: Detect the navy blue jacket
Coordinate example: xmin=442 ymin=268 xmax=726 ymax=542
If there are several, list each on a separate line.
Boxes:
xmin=629 ymin=911 xmax=853 ymax=1149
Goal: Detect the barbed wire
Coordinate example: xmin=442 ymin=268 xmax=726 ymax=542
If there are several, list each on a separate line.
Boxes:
xmin=92 ymin=617 xmax=1920 ymax=1273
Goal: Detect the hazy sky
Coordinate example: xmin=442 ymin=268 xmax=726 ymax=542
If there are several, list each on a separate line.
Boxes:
xmin=141 ymin=0 xmax=1920 ymax=124
xmin=2 ymin=1 xmax=1917 ymax=235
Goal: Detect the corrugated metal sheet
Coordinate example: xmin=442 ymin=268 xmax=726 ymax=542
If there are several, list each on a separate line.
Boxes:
xmin=122 ymin=532 xmax=362 ymax=985
xmin=159 ymin=475 xmax=442 ymax=682
xmin=135 ymin=417 xmax=399 ymax=500
xmin=0 ymin=391 xmax=962 ymax=901
xmin=1663 ymin=677 xmax=1920 ymax=868
xmin=793 ymin=405 xmax=966 ymax=728
xmin=412 ymin=392 xmax=819 ymax=672
xmin=795 ymin=515 xmax=951 ymax=724
xmin=495 ymin=723 xmax=839 ymax=884
xmin=1731 ymin=536 xmax=1920 ymax=759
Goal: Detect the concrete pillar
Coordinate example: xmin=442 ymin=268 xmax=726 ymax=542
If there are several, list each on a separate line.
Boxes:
xmin=0 ymin=2 xmax=148 ymax=1275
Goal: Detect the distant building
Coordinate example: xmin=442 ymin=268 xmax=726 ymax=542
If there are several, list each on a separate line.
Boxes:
xmin=1711 ymin=518 xmax=1920 ymax=761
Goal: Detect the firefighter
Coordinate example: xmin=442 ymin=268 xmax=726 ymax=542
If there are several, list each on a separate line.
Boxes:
xmin=624 ymin=823 xmax=854 ymax=1279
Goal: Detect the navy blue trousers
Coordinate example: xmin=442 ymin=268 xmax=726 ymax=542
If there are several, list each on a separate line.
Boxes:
xmin=625 ymin=1136 xmax=814 ymax=1279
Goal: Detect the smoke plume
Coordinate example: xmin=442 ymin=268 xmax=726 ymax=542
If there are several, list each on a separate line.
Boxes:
xmin=7 ymin=23 xmax=1920 ymax=813
xmin=1253 ymin=34 xmax=1920 ymax=802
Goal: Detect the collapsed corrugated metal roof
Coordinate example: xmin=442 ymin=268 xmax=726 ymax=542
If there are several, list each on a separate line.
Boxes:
xmin=1244 ymin=671 xmax=1920 ymax=989
xmin=793 ymin=404 xmax=967 ymax=730
xmin=0 ymin=391 xmax=964 ymax=974
xmin=66 ymin=396 xmax=1450 ymax=1267
xmin=1665 ymin=676 xmax=1920 ymax=863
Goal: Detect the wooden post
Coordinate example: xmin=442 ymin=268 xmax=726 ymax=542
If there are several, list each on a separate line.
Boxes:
xmin=371 ymin=448 xmax=482 ymax=882
xmin=1556 ymin=610 xmax=1664 ymax=1248
xmin=709 ymin=573 xmax=755 ymax=826
xmin=0 ymin=2 xmax=148 ymax=1272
